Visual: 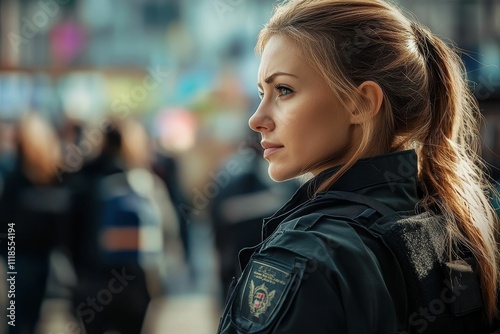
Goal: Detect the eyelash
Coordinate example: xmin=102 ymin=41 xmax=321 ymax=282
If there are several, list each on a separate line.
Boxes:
xmin=275 ymin=85 xmax=293 ymax=97
xmin=258 ymin=85 xmax=294 ymax=100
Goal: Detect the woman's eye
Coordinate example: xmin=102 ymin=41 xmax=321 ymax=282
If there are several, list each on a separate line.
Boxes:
xmin=258 ymin=86 xmax=293 ymax=100
xmin=275 ymin=85 xmax=293 ymax=97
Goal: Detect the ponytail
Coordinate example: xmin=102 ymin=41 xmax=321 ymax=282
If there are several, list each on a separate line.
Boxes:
xmin=413 ymin=23 xmax=500 ymax=322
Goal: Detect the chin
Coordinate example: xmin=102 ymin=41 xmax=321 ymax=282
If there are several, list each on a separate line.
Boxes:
xmin=268 ymin=165 xmax=298 ymax=182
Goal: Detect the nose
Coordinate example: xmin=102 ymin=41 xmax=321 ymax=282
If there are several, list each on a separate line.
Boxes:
xmin=248 ymin=102 xmax=274 ymax=132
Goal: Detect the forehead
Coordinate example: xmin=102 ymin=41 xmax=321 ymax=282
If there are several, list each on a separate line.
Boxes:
xmin=258 ymin=36 xmax=305 ymax=82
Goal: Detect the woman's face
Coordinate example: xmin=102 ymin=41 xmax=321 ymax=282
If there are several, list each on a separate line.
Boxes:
xmin=250 ymin=35 xmax=356 ymax=181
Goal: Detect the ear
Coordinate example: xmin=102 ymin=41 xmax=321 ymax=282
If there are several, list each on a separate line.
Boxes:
xmin=349 ymin=81 xmax=384 ymax=125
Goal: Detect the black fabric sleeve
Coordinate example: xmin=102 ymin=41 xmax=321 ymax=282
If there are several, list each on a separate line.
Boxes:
xmin=217 ymin=216 xmax=401 ymax=334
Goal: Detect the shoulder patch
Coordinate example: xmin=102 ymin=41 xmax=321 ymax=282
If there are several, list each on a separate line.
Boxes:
xmin=242 ymin=260 xmax=286 ymax=319
xmin=230 ymin=256 xmax=306 ymax=332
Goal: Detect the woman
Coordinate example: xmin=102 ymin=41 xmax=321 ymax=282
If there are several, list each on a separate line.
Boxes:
xmin=216 ymin=0 xmax=500 ymax=333
xmin=0 ymin=113 xmax=70 ymax=334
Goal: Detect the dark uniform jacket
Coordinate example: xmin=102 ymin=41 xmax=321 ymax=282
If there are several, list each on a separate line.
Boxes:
xmin=216 ymin=150 xmax=492 ymax=334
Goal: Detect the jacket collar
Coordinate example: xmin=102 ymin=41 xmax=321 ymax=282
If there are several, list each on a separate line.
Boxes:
xmin=261 ymin=150 xmax=420 ymax=239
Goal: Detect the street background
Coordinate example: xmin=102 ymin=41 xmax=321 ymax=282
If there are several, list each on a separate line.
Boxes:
xmin=0 ymin=0 xmax=499 ymax=333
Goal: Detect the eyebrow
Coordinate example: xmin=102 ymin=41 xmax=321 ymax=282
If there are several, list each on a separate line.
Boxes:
xmin=258 ymin=72 xmax=298 ymax=88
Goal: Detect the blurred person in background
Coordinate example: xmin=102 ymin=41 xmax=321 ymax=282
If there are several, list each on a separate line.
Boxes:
xmin=0 ymin=120 xmax=16 ymax=208
xmin=119 ymin=119 xmax=185 ymax=296
xmin=209 ymin=130 xmax=298 ymax=304
xmin=68 ymin=118 xmax=182 ymax=334
xmin=0 ymin=121 xmax=17 ymax=179
xmin=151 ymin=142 xmax=190 ymax=264
xmin=0 ymin=113 xmax=71 ymax=334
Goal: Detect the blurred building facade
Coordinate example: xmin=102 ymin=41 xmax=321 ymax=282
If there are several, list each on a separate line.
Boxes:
xmin=0 ymin=1 xmax=498 ymax=176
xmin=0 ymin=0 xmax=279 ymax=194
xmin=0 ymin=0 xmax=499 ymax=144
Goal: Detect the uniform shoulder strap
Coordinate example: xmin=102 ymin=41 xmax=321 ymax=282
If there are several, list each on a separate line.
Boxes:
xmin=311 ymin=190 xmax=397 ymax=230
xmin=319 ymin=190 xmax=396 ymax=216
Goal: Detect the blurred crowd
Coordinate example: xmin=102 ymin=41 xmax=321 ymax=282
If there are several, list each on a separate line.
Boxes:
xmin=0 ymin=113 xmax=183 ymax=334
xmin=0 ymin=111 xmax=298 ymax=334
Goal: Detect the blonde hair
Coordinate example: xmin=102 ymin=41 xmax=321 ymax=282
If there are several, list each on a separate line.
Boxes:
xmin=257 ymin=0 xmax=499 ymax=322
xmin=17 ymin=113 xmax=61 ymax=185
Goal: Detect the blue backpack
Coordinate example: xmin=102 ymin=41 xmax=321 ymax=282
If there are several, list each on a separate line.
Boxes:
xmin=96 ymin=170 xmax=163 ymax=268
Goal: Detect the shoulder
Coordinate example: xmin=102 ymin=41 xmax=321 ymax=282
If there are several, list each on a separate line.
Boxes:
xmin=219 ymin=213 xmax=401 ymax=333
xmin=257 ymin=212 xmax=399 ymax=299
xmin=262 ymin=213 xmax=382 ymax=269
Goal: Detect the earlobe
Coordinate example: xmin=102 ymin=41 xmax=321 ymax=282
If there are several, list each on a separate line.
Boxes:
xmin=350 ymin=81 xmax=384 ymax=124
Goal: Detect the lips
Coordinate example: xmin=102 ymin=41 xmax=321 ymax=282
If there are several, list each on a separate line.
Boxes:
xmin=261 ymin=141 xmax=284 ymax=159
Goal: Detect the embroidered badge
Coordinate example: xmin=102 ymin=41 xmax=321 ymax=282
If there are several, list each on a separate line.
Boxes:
xmin=248 ymin=280 xmax=276 ymax=317
xmin=238 ymin=260 xmax=290 ymax=324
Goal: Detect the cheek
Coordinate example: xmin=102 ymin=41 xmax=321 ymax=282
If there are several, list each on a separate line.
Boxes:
xmin=303 ymin=112 xmax=352 ymax=158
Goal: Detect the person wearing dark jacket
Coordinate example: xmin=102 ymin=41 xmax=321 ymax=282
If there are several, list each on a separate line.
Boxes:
xmin=69 ymin=120 xmax=150 ymax=334
xmin=0 ymin=113 xmax=70 ymax=334
xmin=217 ymin=0 xmax=500 ymax=333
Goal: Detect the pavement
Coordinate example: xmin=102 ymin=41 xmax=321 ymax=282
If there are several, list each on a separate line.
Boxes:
xmin=36 ymin=295 xmax=220 ymax=334
xmin=2 ymin=218 xmax=223 ymax=334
